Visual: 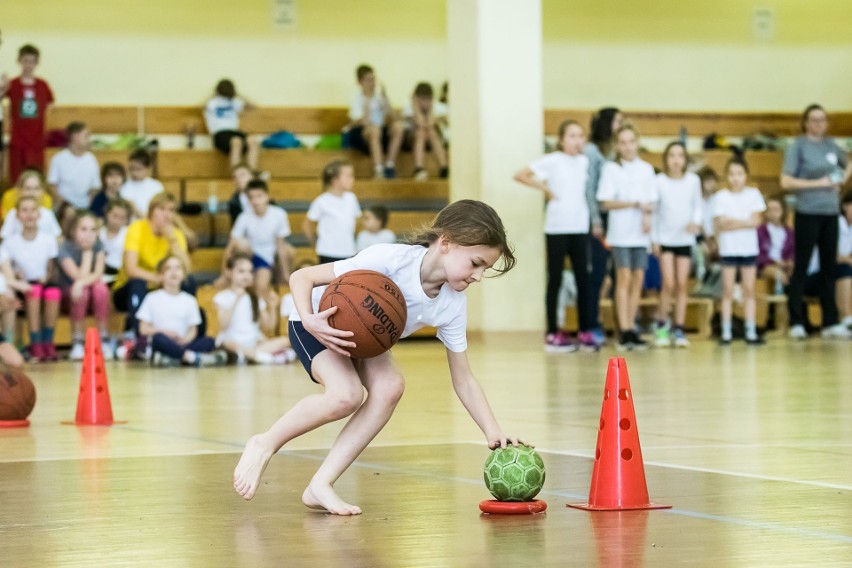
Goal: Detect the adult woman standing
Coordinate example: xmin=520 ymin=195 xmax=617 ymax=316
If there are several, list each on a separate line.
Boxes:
xmin=112 ymin=192 xmax=195 ymax=340
xmin=781 ymin=104 xmax=852 ymax=339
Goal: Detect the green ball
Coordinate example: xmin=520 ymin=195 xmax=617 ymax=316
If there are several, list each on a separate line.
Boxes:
xmin=483 ymin=445 xmax=546 ymax=501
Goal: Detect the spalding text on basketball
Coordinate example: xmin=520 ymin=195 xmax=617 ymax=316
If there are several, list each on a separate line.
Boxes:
xmin=361 ymin=294 xmax=401 ymax=341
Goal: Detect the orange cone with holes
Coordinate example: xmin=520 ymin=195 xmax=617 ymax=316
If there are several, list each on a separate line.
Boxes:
xmin=71 ymin=329 xmax=118 ymax=425
xmin=568 ymin=357 xmax=670 ymax=511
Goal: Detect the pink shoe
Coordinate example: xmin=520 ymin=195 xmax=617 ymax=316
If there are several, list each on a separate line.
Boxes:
xmin=544 ymin=331 xmax=578 ymax=353
xmin=29 ymin=343 xmax=45 ymax=362
xmin=43 ymin=342 xmax=58 ymax=361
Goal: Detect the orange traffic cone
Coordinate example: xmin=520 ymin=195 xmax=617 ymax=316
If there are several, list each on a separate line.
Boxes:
xmin=568 ymin=357 xmax=670 ymax=511
xmin=68 ymin=329 xmax=122 ymax=426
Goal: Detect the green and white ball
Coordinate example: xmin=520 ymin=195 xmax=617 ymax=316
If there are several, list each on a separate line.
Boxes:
xmin=483 ymin=445 xmax=546 ymax=501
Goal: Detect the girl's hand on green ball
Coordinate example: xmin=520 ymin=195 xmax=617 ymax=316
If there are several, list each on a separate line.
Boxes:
xmin=488 ymin=436 xmax=531 ymax=449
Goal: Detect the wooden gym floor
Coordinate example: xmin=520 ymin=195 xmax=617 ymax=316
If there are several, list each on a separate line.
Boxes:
xmin=1 ymin=334 xmax=851 ymax=567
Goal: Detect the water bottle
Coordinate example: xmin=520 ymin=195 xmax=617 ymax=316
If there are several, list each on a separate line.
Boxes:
xmin=207 ymin=183 xmax=219 ymax=214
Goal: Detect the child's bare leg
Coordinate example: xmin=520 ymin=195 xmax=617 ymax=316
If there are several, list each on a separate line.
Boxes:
xmin=246 ymin=136 xmax=261 ymax=171
xmin=427 ymin=127 xmax=448 ymax=167
xmin=233 ymin=351 xmax=364 ymax=501
xmin=25 ymin=296 xmax=41 ymax=336
xmin=1 ymin=306 xmax=15 ymax=340
xmin=0 ymin=342 xmax=24 ymax=368
xmin=365 ymin=126 xmax=384 ymax=169
xmin=255 ymin=337 xmax=291 ymax=355
xmin=721 ymin=266 xmax=736 ymax=329
xmin=658 ymin=253 xmax=675 ymax=323
xmin=628 ymin=269 xmax=645 ymax=328
xmin=385 ymin=120 xmax=405 ymax=166
xmin=741 ymin=266 xmax=757 ymax=323
xmin=303 ymin=352 xmax=404 ymax=515
xmin=254 ymin=268 xmax=272 ymax=298
xmin=229 ymin=137 xmax=245 ymax=168
xmin=615 ymin=268 xmax=632 ymax=331
xmin=413 ymin=127 xmax=426 ymax=169
xmin=836 ymin=277 xmax=852 ymax=320
xmin=674 ymin=256 xmax=691 ymax=326
xmin=44 ymin=297 xmax=60 ymax=330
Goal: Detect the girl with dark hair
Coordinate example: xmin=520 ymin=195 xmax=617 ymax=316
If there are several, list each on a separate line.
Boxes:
xmin=204 ymin=78 xmax=260 ymax=170
xmin=303 ymin=161 xmax=362 ymax=264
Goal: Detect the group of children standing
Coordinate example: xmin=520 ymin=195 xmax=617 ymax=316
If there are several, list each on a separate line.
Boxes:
xmin=516 ymin=113 xmax=800 ymax=351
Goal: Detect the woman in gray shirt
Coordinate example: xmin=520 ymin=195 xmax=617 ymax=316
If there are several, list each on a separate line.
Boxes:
xmin=781 ymin=104 xmax=852 ymax=339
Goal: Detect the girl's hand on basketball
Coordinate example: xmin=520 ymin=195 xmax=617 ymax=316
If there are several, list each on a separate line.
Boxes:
xmin=303 ymin=307 xmax=356 ymax=357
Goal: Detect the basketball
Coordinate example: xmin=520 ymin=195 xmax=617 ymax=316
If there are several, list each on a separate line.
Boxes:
xmin=0 ymin=366 xmax=37 ymax=421
xmin=319 ymin=270 xmax=408 ymax=359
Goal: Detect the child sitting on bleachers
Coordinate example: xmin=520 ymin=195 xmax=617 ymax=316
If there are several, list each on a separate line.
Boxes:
xmin=0 ymin=196 xmax=61 ymax=361
xmin=100 ymin=198 xmax=132 ymax=282
xmin=214 ymin=252 xmax=295 ymax=365
xmin=47 ymin=121 xmax=101 ymax=209
xmin=404 ymin=82 xmax=449 ymax=181
xmin=136 ymin=255 xmax=226 ymax=367
xmin=204 ymin=79 xmax=259 ymax=171
xmin=0 ymin=169 xmax=62 ymax=239
xmin=1 ymin=168 xmax=53 ymax=217
xmin=346 ymin=64 xmax=404 ymax=179
xmin=304 ymin=161 xmax=362 ymax=264
xmin=757 ymin=195 xmax=794 ymax=294
xmin=56 ymin=211 xmax=111 ymax=360
xmin=356 ymin=205 xmax=395 ymax=252
xmin=222 ymin=179 xmax=292 ymax=297
xmin=90 ymin=162 xmax=126 ymax=219
xmin=120 ymin=149 xmax=164 ymax=218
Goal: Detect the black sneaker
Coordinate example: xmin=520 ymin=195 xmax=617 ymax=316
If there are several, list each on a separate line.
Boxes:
xmin=630 ymin=331 xmax=649 ymax=351
xmin=616 ymin=331 xmax=633 ymax=352
xmin=439 ymin=166 xmax=449 ymax=179
xmin=719 ymin=337 xmax=732 ymax=346
xmin=745 ymin=335 xmax=765 ymax=346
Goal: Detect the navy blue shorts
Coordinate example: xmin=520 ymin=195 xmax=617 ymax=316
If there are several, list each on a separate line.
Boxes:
xmin=836 ymin=263 xmax=852 ymax=279
xmin=660 ymin=245 xmax=692 ymax=258
xmin=720 ymin=256 xmax=757 ymax=267
xmin=252 ymin=254 xmax=272 ymax=270
xmin=643 ymin=254 xmax=661 ymax=291
xmin=288 ymin=320 xmax=327 ymax=383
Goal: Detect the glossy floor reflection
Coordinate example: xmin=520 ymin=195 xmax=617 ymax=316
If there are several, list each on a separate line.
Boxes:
xmin=2 ymin=334 xmax=851 ymax=566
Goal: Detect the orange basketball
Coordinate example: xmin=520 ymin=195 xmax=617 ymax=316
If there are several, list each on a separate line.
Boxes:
xmin=0 ymin=366 xmax=37 ymax=421
xmin=319 ymin=270 xmax=408 ymax=359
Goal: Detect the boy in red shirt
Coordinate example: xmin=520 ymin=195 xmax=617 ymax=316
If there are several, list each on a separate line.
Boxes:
xmin=3 ymin=44 xmax=54 ymax=183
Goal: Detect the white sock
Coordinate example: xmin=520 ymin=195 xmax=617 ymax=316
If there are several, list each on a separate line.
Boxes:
xmin=183 ymin=351 xmax=198 ymax=364
xmin=254 ymin=351 xmax=273 ymax=364
xmin=721 ymin=321 xmax=732 ymax=340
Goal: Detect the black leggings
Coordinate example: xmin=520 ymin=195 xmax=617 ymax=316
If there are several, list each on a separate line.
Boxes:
xmin=546 ymin=233 xmax=594 ymax=334
xmin=788 ymin=212 xmax=838 ymax=327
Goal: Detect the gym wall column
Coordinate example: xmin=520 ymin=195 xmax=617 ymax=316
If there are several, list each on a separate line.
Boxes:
xmin=447 ymin=0 xmax=544 ymax=333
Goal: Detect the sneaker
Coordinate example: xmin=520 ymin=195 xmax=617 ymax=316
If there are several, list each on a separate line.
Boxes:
xmin=616 ymin=332 xmax=633 ymax=352
xmin=69 ymin=342 xmax=85 ymax=361
xmin=439 ymin=166 xmax=449 ymax=179
xmin=374 ymin=165 xmax=385 ymax=179
xmin=29 ymin=343 xmax=45 ymax=362
xmin=821 ymin=324 xmax=852 ymax=339
xmin=577 ymin=331 xmax=601 ymax=352
xmin=672 ymin=328 xmax=690 ymax=348
xmin=630 ymin=331 xmax=649 ymax=351
xmin=654 ymin=324 xmax=671 ymax=348
xmin=413 ymin=167 xmax=428 ymax=181
xmin=745 ymin=335 xmax=766 ymax=346
xmin=544 ymin=331 xmax=578 ymax=353
xmin=43 ymin=343 xmax=58 ymax=361
xmin=383 ymin=165 xmax=397 ymax=179
xmin=590 ymin=328 xmax=606 ymax=346
xmin=152 ymin=352 xmax=181 ymax=367
xmin=842 ymin=316 xmax=852 ymax=329
xmin=719 ymin=336 xmax=732 ymax=346
xmin=105 ymin=337 xmax=118 ymax=360
xmin=788 ymin=325 xmax=807 ymax=340
xmin=196 ymin=349 xmax=228 ymax=367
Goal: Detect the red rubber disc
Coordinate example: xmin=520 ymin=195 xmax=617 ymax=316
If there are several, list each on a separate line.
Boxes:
xmin=479 ymin=500 xmax=548 ymax=515
xmin=0 ymin=419 xmax=30 ymax=428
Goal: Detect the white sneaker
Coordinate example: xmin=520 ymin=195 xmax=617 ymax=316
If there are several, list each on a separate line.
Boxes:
xmin=842 ymin=316 xmax=852 ymax=329
xmin=69 ymin=342 xmax=85 ymax=361
xmin=821 ymin=324 xmax=852 ymax=339
xmin=788 ymin=325 xmax=807 ymax=340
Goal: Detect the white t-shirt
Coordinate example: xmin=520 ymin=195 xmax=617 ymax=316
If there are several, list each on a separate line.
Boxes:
xmin=596 ymin=158 xmax=658 ymax=247
xmin=653 ymin=172 xmax=703 ymax=247
xmin=307 ymin=191 xmax=361 ymax=258
xmin=120 ymin=178 xmax=165 ymax=217
xmin=402 ymin=101 xmax=449 ymax=121
xmin=1 ymin=206 xmax=62 ymax=239
xmin=766 ymin=223 xmax=787 ymax=263
xmin=289 ymin=243 xmax=468 ymax=352
xmin=356 ymin=229 xmax=396 ymax=252
xmin=838 ymin=215 xmax=852 ymax=258
xmin=47 ymin=148 xmax=101 ymax=209
xmin=204 ymin=96 xmax=245 ymax=134
xmin=348 ymin=92 xmax=388 ymax=126
xmin=99 ymin=225 xmax=128 ymax=270
xmin=231 ymin=206 xmax=292 ymax=265
xmin=702 ymin=195 xmax=716 ymax=237
xmin=712 ymin=188 xmax=766 ymax=257
xmin=0 ymin=233 xmax=58 ymax=281
xmin=213 ymin=289 xmax=266 ymax=347
xmin=528 ymin=152 xmax=591 ymax=234
xmin=136 ymin=290 xmax=202 ymax=338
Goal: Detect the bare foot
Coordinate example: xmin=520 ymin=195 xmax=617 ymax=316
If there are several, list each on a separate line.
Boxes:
xmin=302 ymin=482 xmax=362 ymax=515
xmin=233 ymin=435 xmax=275 ymax=500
